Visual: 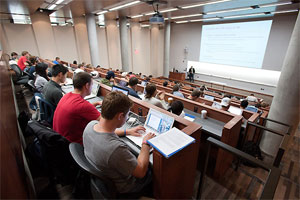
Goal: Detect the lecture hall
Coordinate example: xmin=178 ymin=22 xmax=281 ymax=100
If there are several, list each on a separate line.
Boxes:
xmin=0 ymin=0 xmax=299 ymax=199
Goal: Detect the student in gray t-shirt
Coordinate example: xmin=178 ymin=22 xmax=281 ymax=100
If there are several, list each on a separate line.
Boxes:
xmin=83 ymin=91 xmax=155 ymax=194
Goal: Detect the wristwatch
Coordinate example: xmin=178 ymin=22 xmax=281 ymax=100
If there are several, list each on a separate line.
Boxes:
xmin=142 ymin=141 xmax=150 ymax=146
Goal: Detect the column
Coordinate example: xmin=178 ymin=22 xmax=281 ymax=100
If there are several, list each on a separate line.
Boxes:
xmin=163 ymin=21 xmax=171 ymax=77
xmin=86 ymin=13 xmax=101 ymax=67
xmin=119 ymin=16 xmax=129 ymax=72
xmin=260 ymin=13 xmax=300 ymax=156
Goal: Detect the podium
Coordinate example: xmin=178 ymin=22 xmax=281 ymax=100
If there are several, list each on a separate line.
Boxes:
xmin=169 ymin=72 xmax=186 ymax=81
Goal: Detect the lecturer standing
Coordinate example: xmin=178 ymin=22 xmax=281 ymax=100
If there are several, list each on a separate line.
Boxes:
xmin=188 ymin=66 xmax=195 ymax=82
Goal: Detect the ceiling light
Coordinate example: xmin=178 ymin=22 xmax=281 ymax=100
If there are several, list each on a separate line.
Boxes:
xmin=160 ymin=8 xmax=178 ymax=13
xmin=190 ymin=17 xmax=220 ymax=22
xmin=140 ymin=24 xmax=150 ymax=27
xmin=175 ymin=20 xmax=188 ymax=24
xmin=223 ymin=13 xmax=267 ymax=19
xmin=181 ymin=0 xmax=232 ymax=9
xmin=48 ymin=4 xmax=57 ymax=10
xmin=171 ymin=13 xmax=203 ymax=19
xmin=97 ymin=10 xmax=108 ymax=15
xmin=259 ymin=2 xmax=293 ymax=8
xmin=109 ymin=0 xmax=140 ymax=11
xmin=272 ymin=9 xmax=299 ymax=14
xmin=206 ymin=7 xmax=252 ymax=15
xmin=145 ymin=12 xmax=155 ymax=16
xmin=56 ymin=0 xmax=64 ymax=4
xmin=131 ymin=14 xmax=143 ymax=18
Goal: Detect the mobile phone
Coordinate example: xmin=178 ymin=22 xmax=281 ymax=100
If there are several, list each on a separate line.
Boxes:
xmin=194 ymin=106 xmax=198 ymax=113
xmin=138 ymin=108 xmax=143 ymax=116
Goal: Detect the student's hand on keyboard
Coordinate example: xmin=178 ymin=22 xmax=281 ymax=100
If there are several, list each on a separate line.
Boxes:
xmin=143 ymin=133 xmax=156 ymax=143
xmin=127 ymin=125 xmax=146 ymax=137
xmin=92 ymin=101 xmax=102 ymax=107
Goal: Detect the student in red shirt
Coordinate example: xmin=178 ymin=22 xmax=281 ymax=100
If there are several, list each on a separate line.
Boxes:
xmin=17 ymin=51 xmax=29 ymax=71
xmin=53 ymin=72 xmax=144 ymax=144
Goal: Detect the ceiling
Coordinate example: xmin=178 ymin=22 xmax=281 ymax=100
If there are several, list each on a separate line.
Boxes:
xmin=0 ymin=0 xmax=299 ymax=24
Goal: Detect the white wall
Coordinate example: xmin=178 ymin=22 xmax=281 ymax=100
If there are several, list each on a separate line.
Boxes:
xmin=96 ymin=27 xmax=109 ymax=68
xmin=106 ymin=20 xmax=122 ymax=69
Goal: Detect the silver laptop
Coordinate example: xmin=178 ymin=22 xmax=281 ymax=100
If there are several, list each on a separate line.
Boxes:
xmin=84 ymin=80 xmax=100 ymax=100
xmin=204 ymin=95 xmax=214 ymax=101
xmin=228 ymin=106 xmax=243 ymax=116
xmin=126 ymin=108 xmax=175 ymax=148
xmin=111 ymin=85 xmax=129 ymax=96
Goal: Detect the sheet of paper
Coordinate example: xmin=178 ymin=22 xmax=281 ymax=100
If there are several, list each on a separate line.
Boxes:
xmin=147 ymin=127 xmax=195 ymax=158
xmin=184 ymin=115 xmax=195 ymax=122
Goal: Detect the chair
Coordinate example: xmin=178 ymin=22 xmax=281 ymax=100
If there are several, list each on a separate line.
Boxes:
xmin=197 ymin=137 xmax=281 ymax=200
xmin=10 ymin=64 xmax=29 ymax=84
xmin=37 ymin=97 xmax=55 ymax=125
xmin=27 ymin=80 xmax=38 ymax=93
xmin=69 ymin=143 xmax=117 ymax=199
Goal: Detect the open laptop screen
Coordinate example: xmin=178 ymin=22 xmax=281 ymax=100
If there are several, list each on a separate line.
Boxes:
xmin=141 ymin=81 xmax=147 ymax=86
xmin=145 ymin=108 xmax=174 ymax=134
xmin=111 ymin=85 xmax=129 ymax=96
xmin=245 ymin=106 xmax=258 ymax=113
xmin=204 ymin=95 xmax=214 ymax=101
xmin=91 ymin=80 xmax=100 ymax=95
xmin=228 ymin=106 xmax=243 ymax=116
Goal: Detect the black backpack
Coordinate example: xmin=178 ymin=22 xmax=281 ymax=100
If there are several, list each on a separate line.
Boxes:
xmin=242 ymin=141 xmax=263 ymax=167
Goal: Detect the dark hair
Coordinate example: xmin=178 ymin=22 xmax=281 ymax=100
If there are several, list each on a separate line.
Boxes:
xmin=73 ymin=72 xmax=92 ymax=89
xmin=11 ymin=52 xmax=18 ymax=57
xmin=51 ymin=64 xmax=68 ymax=77
xmin=22 ymin=51 xmax=28 ymax=56
xmin=35 ymin=63 xmax=49 ymax=81
xmin=145 ymin=83 xmax=156 ymax=99
xmin=240 ymin=100 xmax=249 ymax=109
xmin=149 ymin=75 xmax=153 ymax=78
xmin=129 ymin=77 xmax=138 ymax=86
xmin=145 ymin=77 xmax=151 ymax=82
xmin=172 ymin=84 xmax=180 ymax=93
xmin=224 ymin=94 xmax=231 ymax=98
xmin=55 ymin=57 xmax=60 ymax=61
xmin=29 ymin=56 xmax=37 ymax=66
xmin=101 ymin=91 xmax=133 ymax=120
xmin=168 ymin=101 xmax=184 ymax=116
xmin=78 ymin=64 xmax=84 ymax=68
xmin=191 ymin=89 xmax=202 ymax=98
xmin=73 ymin=60 xmax=77 ymax=64
xmin=163 ymin=81 xmax=168 ymax=87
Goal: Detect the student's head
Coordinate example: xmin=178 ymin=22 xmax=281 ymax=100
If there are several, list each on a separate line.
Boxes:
xmin=220 ymin=97 xmax=231 ymax=108
xmin=129 ymin=77 xmax=138 ymax=88
xmin=145 ymin=83 xmax=156 ymax=99
xmin=191 ymin=89 xmax=203 ymax=100
xmin=22 ymin=51 xmax=29 ymax=57
xmin=73 ymin=72 xmax=93 ymax=95
xmin=78 ymin=64 xmax=84 ymax=69
xmin=163 ymin=81 xmax=168 ymax=87
xmin=172 ymin=84 xmax=180 ymax=93
xmin=96 ymin=65 xmax=101 ymax=68
xmin=168 ymin=101 xmax=184 ymax=116
xmin=250 ymin=93 xmax=254 ymax=96
xmin=55 ymin=57 xmax=60 ymax=62
xmin=106 ymin=71 xmax=115 ymax=80
xmin=73 ymin=60 xmax=77 ymax=64
xmin=145 ymin=77 xmax=151 ymax=82
xmin=51 ymin=64 xmax=68 ymax=83
xmin=29 ymin=56 xmax=37 ymax=66
xmin=101 ymin=91 xmax=133 ymax=127
xmin=11 ymin=52 xmax=18 ymax=59
xmin=35 ymin=63 xmax=49 ymax=81
xmin=223 ymin=94 xmax=231 ymax=98
xmin=149 ymin=75 xmax=153 ymax=78
xmin=240 ymin=100 xmax=249 ymax=109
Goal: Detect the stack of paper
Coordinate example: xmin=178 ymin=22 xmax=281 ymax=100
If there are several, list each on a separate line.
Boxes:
xmin=184 ymin=113 xmax=196 ymax=122
xmin=147 ymin=127 xmax=195 ymax=158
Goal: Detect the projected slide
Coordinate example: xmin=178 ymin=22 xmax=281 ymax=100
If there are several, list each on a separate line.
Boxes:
xmin=199 ymin=20 xmax=273 ymax=68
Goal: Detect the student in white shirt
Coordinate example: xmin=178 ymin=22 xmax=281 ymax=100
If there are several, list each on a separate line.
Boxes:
xmin=246 ymin=94 xmax=258 ymax=103
xmin=143 ymin=83 xmax=168 ymax=110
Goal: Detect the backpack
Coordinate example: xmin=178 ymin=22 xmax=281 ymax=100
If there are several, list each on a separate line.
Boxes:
xmin=242 ymin=141 xmax=263 ymax=167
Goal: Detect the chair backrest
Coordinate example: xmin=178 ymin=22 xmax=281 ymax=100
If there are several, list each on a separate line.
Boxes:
xmin=69 ymin=143 xmax=117 ymax=199
xmin=10 ymin=64 xmax=22 ymax=79
xmin=37 ymin=97 xmax=55 ymax=125
xmin=28 ymin=80 xmax=38 ymax=92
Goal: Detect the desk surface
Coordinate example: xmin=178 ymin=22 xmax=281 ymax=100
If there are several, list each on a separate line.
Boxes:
xmin=184 ymin=109 xmax=224 ymax=138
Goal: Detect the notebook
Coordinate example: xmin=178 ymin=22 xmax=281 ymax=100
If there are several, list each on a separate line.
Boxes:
xmin=84 ymin=80 xmax=100 ymax=100
xmin=204 ymin=95 xmax=214 ymax=101
xmin=111 ymin=85 xmax=129 ymax=96
xmin=228 ymin=106 xmax=243 ymax=115
xmin=126 ymin=108 xmax=175 ymax=148
xmin=147 ymin=127 xmax=195 ymax=158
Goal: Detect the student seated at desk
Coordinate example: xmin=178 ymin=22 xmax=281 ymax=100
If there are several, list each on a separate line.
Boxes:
xmin=168 ymin=100 xmax=185 ymax=117
xmin=53 ymin=57 xmax=61 ymax=65
xmin=163 ymin=81 xmax=168 ymax=87
xmin=220 ymin=97 xmax=231 ymax=111
xmin=246 ymin=94 xmax=258 ymax=104
xmin=188 ymin=89 xmax=203 ymax=101
xmin=144 ymin=83 xmax=168 ymax=110
xmin=43 ymin=64 xmax=68 ymax=107
xmin=83 ymin=91 xmax=154 ymax=194
xmin=240 ymin=100 xmax=249 ymax=109
xmin=101 ymin=71 xmax=116 ymax=87
xmin=172 ymin=84 xmax=185 ymax=98
xmin=34 ymin=63 xmax=49 ymax=93
xmin=74 ymin=64 xmax=85 ymax=75
xmin=17 ymin=51 xmax=30 ymax=71
xmin=125 ymin=77 xmax=142 ymax=100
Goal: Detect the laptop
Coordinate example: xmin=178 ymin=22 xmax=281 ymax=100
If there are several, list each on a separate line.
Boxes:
xmin=111 ymin=85 xmax=129 ymax=96
xmin=228 ymin=106 xmax=243 ymax=116
xmin=141 ymin=81 xmax=147 ymax=86
xmin=245 ymin=106 xmax=258 ymax=113
xmin=84 ymin=80 xmax=100 ymax=100
xmin=204 ymin=95 xmax=214 ymax=101
xmin=212 ymin=101 xmax=222 ymax=110
xmin=126 ymin=108 xmax=175 ymax=148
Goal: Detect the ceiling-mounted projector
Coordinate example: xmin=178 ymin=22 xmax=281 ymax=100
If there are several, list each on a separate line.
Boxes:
xmin=149 ymin=12 xmax=164 ymax=24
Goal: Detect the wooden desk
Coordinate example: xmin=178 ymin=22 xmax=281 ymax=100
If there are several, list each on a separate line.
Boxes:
xmin=98 ymin=83 xmax=202 ymax=199
xmin=169 ymin=72 xmax=185 ymax=81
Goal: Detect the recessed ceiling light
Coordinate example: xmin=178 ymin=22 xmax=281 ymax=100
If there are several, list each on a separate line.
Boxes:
xmin=97 ymin=10 xmax=108 ymax=15
xmin=160 ymin=8 xmax=178 ymax=13
xmin=171 ymin=13 xmax=203 ymax=20
xmin=131 ymin=14 xmax=143 ymax=18
xmin=181 ymin=0 xmax=232 ymax=9
xmin=56 ymin=0 xmax=64 ymax=4
xmin=175 ymin=20 xmax=189 ymax=24
xmin=109 ymin=0 xmax=140 ymax=11
xmin=145 ymin=12 xmax=155 ymax=16
xmin=48 ymin=4 xmax=57 ymax=10
xmin=259 ymin=1 xmax=293 ymax=8
xmin=223 ymin=13 xmax=267 ymax=19
xmin=206 ymin=7 xmax=253 ymax=15
xmin=272 ymin=9 xmax=299 ymax=14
